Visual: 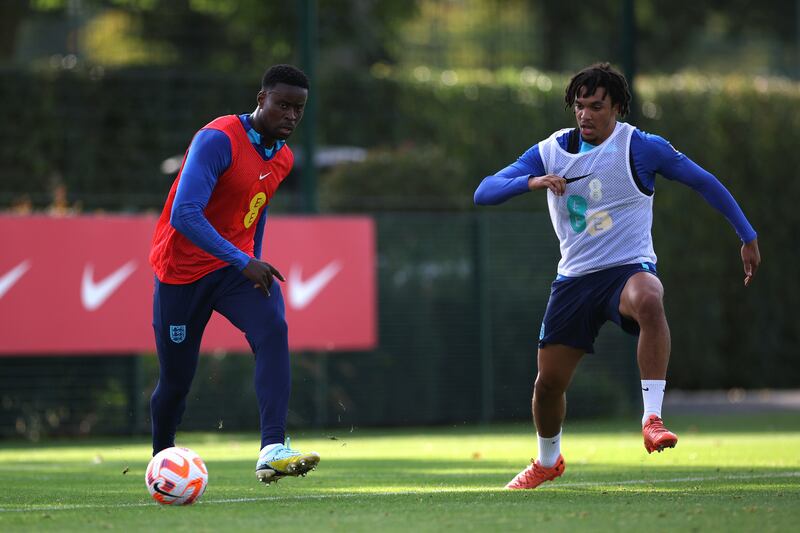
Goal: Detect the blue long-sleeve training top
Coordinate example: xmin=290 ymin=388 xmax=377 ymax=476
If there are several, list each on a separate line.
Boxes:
xmin=474 ymin=127 xmax=757 ymax=243
xmin=169 ymin=114 xmax=287 ymax=270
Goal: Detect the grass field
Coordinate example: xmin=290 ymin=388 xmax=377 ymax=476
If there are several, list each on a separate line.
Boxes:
xmin=1 ymin=413 xmax=798 ymax=532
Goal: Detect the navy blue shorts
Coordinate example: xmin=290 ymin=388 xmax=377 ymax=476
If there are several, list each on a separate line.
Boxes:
xmin=538 ymin=262 xmax=657 ymax=353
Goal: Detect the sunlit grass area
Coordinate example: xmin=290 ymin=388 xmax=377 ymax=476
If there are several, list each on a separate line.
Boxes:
xmin=1 ymin=413 xmax=798 ymax=532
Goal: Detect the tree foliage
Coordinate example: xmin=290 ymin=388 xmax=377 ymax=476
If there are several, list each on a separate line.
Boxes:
xmin=3 ymin=0 xmax=419 ymax=75
xmin=3 ymin=0 xmax=797 ymax=77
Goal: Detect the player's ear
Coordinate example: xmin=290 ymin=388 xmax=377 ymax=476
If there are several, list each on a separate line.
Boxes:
xmin=256 ymin=89 xmax=266 ymax=108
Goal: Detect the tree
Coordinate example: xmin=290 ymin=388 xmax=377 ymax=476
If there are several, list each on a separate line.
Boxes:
xmin=2 ymin=0 xmax=419 ymax=74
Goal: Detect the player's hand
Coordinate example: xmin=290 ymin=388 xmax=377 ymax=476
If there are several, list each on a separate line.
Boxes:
xmin=741 ymin=238 xmax=760 ymax=287
xmin=242 ymin=259 xmax=285 ymax=296
xmin=528 ymin=174 xmax=566 ymax=196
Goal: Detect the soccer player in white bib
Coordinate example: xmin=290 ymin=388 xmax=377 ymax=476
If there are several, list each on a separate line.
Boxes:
xmin=474 ymin=62 xmax=761 ymax=489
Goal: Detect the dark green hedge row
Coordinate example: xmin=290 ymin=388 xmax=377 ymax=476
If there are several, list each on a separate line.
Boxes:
xmin=1 ymin=67 xmax=797 ymax=389
xmin=325 ymin=69 xmax=800 ymax=389
xmin=0 ymin=68 xmax=251 ymax=210
xmin=635 ymin=78 xmax=800 ymax=389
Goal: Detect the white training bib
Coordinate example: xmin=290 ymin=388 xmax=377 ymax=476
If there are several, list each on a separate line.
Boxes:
xmin=539 ymin=122 xmax=656 ymax=276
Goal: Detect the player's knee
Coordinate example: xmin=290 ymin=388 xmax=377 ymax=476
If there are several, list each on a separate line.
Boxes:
xmin=153 ymin=379 xmax=192 ymax=402
xmin=631 ymin=290 xmax=664 ymax=323
xmin=266 ymin=316 xmax=288 ymax=341
xmin=534 ymin=374 xmax=567 ymax=399
xmin=247 ymin=316 xmax=288 ymax=348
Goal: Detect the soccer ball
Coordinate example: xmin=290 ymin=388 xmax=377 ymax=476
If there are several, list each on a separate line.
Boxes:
xmin=145 ymin=447 xmax=208 ymax=505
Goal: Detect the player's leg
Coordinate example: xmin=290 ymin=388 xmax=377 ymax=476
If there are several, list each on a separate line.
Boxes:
xmin=618 ymin=270 xmax=678 ymax=452
xmin=534 ymin=343 xmax=585 ymax=444
xmin=508 ymin=270 xmax=594 ymax=489
xmin=213 ymin=271 xmax=319 ymax=483
xmin=215 ymin=275 xmax=290 ymax=448
xmin=150 ymin=278 xmax=213 ymax=454
xmin=619 ymin=272 xmax=670 ymax=380
xmin=534 ymin=343 xmax=583 ymax=467
xmin=506 ymin=343 xmax=582 ymax=489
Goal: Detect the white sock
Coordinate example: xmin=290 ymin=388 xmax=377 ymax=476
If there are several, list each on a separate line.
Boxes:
xmin=641 ymin=379 xmax=666 ymax=425
xmin=537 ymin=430 xmax=562 ymax=468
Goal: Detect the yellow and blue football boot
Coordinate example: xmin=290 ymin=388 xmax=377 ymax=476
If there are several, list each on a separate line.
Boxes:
xmin=255 ymin=437 xmax=320 ymax=484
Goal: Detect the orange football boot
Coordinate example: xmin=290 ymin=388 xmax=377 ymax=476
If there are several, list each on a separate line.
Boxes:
xmin=505 ymin=455 xmax=565 ymax=489
xmin=642 ymin=414 xmax=678 ymax=453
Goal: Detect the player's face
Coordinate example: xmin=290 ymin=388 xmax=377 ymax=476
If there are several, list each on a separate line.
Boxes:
xmin=573 ymin=87 xmax=619 ymax=145
xmin=255 ymin=82 xmax=308 ymax=144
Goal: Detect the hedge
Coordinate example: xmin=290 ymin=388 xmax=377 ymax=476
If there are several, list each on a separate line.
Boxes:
xmin=1 ymin=66 xmax=797 ymax=388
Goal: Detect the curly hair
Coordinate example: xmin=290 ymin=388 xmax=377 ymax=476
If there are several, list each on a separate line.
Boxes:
xmin=564 ymin=62 xmax=630 ymax=117
xmin=261 ymin=64 xmax=310 ymax=91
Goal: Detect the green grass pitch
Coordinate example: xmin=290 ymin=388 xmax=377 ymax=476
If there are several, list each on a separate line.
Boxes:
xmin=1 ymin=413 xmax=798 ymax=532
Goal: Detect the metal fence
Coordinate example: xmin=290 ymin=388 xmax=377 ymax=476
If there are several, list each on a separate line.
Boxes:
xmin=0 ymin=211 xmax=639 ymax=439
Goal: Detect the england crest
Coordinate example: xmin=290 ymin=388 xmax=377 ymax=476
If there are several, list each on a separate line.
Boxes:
xmin=170 ymin=325 xmax=186 ymax=343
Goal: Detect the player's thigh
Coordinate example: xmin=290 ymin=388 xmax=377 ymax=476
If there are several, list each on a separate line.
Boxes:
xmin=152 ymin=279 xmax=213 ymax=383
xmin=618 ymin=271 xmax=664 ymax=320
xmin=214 ymin=276 xmax=287 ymax=339
xmin=539 ymin=273 xmax=604 ymax=353
xmin=536 ymin=344 xmax=584 ymax=393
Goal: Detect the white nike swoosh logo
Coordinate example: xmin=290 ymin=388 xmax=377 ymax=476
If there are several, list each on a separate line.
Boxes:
xmin=81 ymin=260 xmax=137 ymax=311
xmin=259 ymin=172 xmax=272 ymax=180
xmin=0 ymin=260 xmax=32 ymax=299
xmin=287 ymin=261 xmax=342 ymax=310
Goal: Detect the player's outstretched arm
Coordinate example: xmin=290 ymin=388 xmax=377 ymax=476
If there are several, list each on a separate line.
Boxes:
xmin=474 ymin=173 xmax=530 ymax=205
xmin=243 ymin=259 xmax=285 ymax=297
xmin=741 ymin=238 xmax=760 ymax=287
xmin=474 ymin=145 xmax=547 ymax=205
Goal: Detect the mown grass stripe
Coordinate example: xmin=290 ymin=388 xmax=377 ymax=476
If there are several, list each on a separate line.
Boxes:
xmin=1 ymin=470 xmax=797 ymax=513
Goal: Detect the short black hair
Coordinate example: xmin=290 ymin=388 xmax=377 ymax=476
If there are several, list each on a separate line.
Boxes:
xmin=565 ymin=62 xmax=631 ymax=117
xmin=261 ymin=64 xmax=310 ymax=91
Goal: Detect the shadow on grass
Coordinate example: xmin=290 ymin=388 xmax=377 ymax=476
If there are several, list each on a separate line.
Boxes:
xmin=0 ymin=412 xmax=797 ymax=451
xmin=187 ymin=458 xmax=800 ymax=492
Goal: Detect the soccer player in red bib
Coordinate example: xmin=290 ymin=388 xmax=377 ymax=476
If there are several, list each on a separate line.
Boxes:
xmin=149 ymin=64 xmax=319 ymax=484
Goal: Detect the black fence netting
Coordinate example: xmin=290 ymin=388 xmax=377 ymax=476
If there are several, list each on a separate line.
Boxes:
xmin=0 ymin=212 xmax=639 ymax=439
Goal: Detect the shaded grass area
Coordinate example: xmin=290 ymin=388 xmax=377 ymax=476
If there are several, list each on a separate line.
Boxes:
xmin=0 ymin=413 xmax=798 ymax=532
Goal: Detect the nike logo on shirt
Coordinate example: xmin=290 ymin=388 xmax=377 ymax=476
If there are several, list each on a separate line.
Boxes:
xmin=287 ymin=261 xmax=342 ymax=310
xmin=565 ymin=172 xmax=594 ymax=183
xmin=259 ymin=172 xmax=272 ymax=180
xmin=81 ymin=261 xmax=137 ymax=311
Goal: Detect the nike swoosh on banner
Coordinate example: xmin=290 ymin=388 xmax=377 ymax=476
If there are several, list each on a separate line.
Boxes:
xmin=81 ymin=260 xmax=137 ymax=311
xmin=565 ymin=172 xmax=594 ymax=183
xmin=259 ymin=172 xmax=272 ymax=180
xmin=288 ymin=261 xmax=343 ymax=310
xmin=0 ymin=260 xmax=32 ymax=299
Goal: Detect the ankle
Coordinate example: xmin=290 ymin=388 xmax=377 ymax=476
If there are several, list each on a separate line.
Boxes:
xmin=259 ymin=443 xmax=281 ymax=455
xmin=537 ymin=430 xmax=562 ymax=468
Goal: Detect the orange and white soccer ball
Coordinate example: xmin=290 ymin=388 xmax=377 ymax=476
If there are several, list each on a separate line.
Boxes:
xmin=145 ymin=447 xmax=208 ymax=505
